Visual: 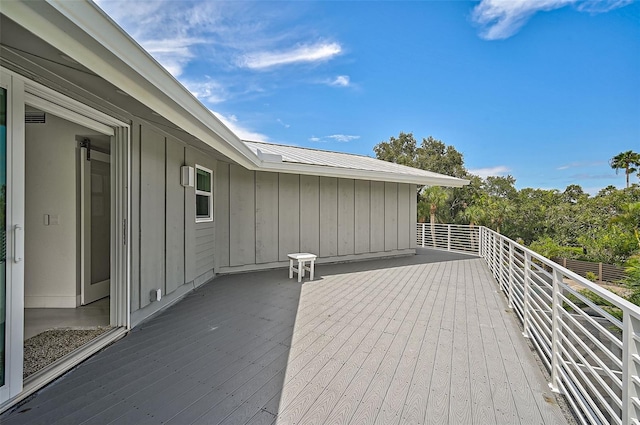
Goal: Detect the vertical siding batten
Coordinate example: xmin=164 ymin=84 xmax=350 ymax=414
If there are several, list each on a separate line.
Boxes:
xmin=140 ymin=126 xmax=166 ymax=308
xmin=130 ymin=123 xmax=141 ymax=312
xmin=214 ymin=162 xmax=230 ymax=268
xmin=409 ymin=184 xmax=417 ymax=248
xmin=319 ymin=177 xmax=338 ymax=257
xmin=397 ymin=183 xmax=411 ymax=249
xmin=370 ymin=181 xmax=385 ymax=252
xmin=338 ymin=179 xmax=355 ymax=256
xmin=229 ymin=165 xmax=256 ymax=266
xmin=255 ymin=171 xmax=279 ymax=263
xmin=299 ymin=175 xmax=320 ymax=255
xmin=384 ymin=182 xmax=398 ymax=251
xmin=278 ymin=173 xmax=300 ymax=261
xmin=354 ymin=180 xmax=370 ymax=254
xmin=184 ymin=147 xmax=196 ymax=283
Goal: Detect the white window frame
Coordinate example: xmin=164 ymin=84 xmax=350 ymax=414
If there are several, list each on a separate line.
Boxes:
xmin=195 ymin=165 xmax=213 ymax=223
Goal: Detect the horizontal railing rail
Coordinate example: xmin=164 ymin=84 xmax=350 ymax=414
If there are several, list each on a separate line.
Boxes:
xmin=480 ymin=227 xmax=639 ymax=425
xmin=416 ymin=223 xmax=640 ymax=424
xmin=416 ymin=222 xmax=480 ymax=255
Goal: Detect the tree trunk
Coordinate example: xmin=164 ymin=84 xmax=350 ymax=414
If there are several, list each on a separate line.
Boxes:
xmin=430 ymin=204 xmax=436 ymax=248
xmin=627 ymin=169 xmax=631 ymax=188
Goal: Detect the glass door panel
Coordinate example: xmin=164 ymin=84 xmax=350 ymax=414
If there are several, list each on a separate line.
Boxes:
xmin=0 ymin=87 xmax=6 ymax=387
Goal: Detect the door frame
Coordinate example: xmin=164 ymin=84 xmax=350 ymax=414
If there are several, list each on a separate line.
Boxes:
xmin=0 ymin=68 xmax=26 ymax=406
xmin=80 ymin=148 xmax=111 ymax=306
xmin=21 ymin=74 xmax=131 ymax=329
xmin=0 ymin=66 xmax=131 ymax=409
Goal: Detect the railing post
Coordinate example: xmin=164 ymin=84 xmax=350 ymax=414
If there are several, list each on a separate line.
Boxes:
xmin=447 ymin=225 xmax=451 ymax=251
xmin=499 ymin=236 xmax=505 ymax=290
xmin=508 ymin=242 xmax=514 ymax=309
xmin=550 ymin=268 xmax=563 ymax=393
xmin=523 ymin=252 xmax=531 ymax=338
xmin=421 ymin=223 xmax=425 ymax=247
xmin=492 ymin=233 xmax=498 ymax=277
xmin=622 ymin=311 xmax=640 ymax=424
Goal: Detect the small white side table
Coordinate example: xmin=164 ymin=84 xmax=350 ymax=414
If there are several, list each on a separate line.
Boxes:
xmin=288 ymin=253 xmax=317 ymax=282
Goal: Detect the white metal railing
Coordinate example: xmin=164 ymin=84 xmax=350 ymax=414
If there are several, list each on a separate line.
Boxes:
xmin=416 ymin=223 xmax=640 ymax=424
xmin=416 ymin=222 xmax=480 ymax=254
xmin=481 ymin=227 xmax=640 ymax=425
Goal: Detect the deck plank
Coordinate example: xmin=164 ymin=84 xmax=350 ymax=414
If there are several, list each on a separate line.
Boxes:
xmin=2 ymin=250 xmax=569 ymax=425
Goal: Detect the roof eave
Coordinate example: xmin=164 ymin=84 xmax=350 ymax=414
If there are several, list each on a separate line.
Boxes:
xmin=2 ymin=0 xmax=261 ymax=168
xmin=258 ymin=161 xmax=470 ymax=187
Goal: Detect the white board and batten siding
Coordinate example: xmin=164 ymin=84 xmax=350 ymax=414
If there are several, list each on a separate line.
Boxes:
xmin=216 ymin=163 xmax=418 ymax=273
xmin=130 ymin=121 xmax=216 ymax=326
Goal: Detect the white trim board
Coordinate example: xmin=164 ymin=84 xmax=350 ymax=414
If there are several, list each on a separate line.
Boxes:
xmin=24 ymin=296 xmax=79 ymax=309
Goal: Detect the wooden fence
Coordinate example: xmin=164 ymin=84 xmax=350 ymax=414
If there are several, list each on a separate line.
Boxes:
xmin=552 ymin=257 xmax=626 ymax=283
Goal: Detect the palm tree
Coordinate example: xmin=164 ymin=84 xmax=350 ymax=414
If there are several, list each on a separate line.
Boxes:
xmin=422 ymin=186 xmax=449 ymax=247
xmin=610 ymin=150 xmax=640 ymax=188
xmin=459 ymin=203 xmax=485 ymax=250
xmin=485 ymin=197 xmax=513 ymax=234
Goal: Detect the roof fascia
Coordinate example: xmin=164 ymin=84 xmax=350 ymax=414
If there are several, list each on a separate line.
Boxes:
xmin=2 ymin=0 xmax=261 ymax=168
xmin=258 ymin=161 xmax=470 ymax=187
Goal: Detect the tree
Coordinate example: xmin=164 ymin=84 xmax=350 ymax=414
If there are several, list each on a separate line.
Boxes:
xmin=415 ymin=136 xmax=467 ymax=178
xmin=373 ymin=132 xmax=418 ymax=167
xmin=610 ymin=150 xmax=640 ymax=188
xmin=483 ymin=175 xmax=517 ymax=200
xmin=422 ymin=186 xmax=449 ymax=224
xmin=374 ymin=133 xmax=467 ymax=178
xmin=562 ymin=184 xmax=588 ymax=204
xmin=421 ymin=186 xmax=449 ymax=247
xmin=484 ymin=196 xmax=513 ymax=234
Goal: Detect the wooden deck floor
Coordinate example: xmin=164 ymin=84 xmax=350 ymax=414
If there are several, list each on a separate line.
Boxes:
xmin=2 ymin=249 xmax=568 ymax=424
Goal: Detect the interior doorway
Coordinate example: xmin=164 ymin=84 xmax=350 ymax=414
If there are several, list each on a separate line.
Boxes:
xmin=22 ymin=110 xmax=112 ymax=379
xmin=0 ymin=69 xmax=130 ymax=409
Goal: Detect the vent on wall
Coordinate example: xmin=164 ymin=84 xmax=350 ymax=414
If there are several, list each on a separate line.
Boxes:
xmin=25 ymin=111 xmax=46 ymax=124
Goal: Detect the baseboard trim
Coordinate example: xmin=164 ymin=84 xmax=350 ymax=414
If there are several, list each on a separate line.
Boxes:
xmin=24 ymin=296 xmax=78 ymax=308
xmin=216 ymin=249 xmax=416 ymax=275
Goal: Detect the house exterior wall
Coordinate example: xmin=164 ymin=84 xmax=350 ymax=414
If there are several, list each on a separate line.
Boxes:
xmin=21 ymin=112 xmax=418 ymax=326
xmin=130 ymin=121 xmax=215 ymax=326
xmin=215 ymin=163 xmax=418 ymax=273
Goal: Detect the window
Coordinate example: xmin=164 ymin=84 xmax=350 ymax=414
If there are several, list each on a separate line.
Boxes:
xmin=195 ymin=165 xmax=213 ymax=222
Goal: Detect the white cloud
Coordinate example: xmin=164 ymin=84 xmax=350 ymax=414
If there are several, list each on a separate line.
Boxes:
xmin=309 ymin=134 xmax=360 ymax=143
xmin=141 ymin=37 xmax=205 ymax=77
xmin=472 ymin=0 xmax=632 ymax=40
xmin=277 ymin=119 xmax=291 ymax=128
xmin=184 ymin=78 xmax=227 ymax=104
xmin=556 ymin=160 xmax=606 ymax=170
xmin=240 ymin=42 xmax=342 ymax=69
xmin=327 ymin=134 xmax=360 ymax=142
xmin=469 ymin=165 xmax=511 ymax=179
xmin=213 ymin=112 xmax=270 ymax=142
xmin=329 ymin=75 xmax=351 ymax=87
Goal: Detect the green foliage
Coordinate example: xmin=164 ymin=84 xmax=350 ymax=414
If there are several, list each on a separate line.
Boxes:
xmin=585 ymin=271 xmax=598 ymax=282
xmin=610 ymin=150 xmax=640 ymax=188
xmin=374 ymin=133 xmax=467 ymax=178
xmin=623 ymin=254 xmax=640 ymax=305
xmin=529 ymin=236 xmax=583 ymax=260
xmin=374 ymin=133 xmax=640 ymax=267
xmin=421 ymin=186 xmax=449 ymax=224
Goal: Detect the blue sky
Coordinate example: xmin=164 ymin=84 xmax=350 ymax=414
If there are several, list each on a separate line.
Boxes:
xmin=96 ymin=0 xmax=640 ymax=193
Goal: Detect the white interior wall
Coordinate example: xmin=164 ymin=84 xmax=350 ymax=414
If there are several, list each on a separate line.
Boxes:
xmin=25 ymin=113 xmax=103 ymax=308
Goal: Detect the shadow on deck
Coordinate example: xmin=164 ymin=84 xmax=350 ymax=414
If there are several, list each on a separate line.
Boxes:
xmin=2 ymin=249 xmax=569 ymax=424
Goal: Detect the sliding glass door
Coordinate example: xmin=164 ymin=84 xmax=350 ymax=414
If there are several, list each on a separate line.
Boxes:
xmin=0 ymin=86 xmax=6 ymax=391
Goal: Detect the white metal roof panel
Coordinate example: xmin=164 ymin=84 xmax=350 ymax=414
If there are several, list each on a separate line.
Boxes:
xmin=244 ymin=141 xmax=469 ymax=187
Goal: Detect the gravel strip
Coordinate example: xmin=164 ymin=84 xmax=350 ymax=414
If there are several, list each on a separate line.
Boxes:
xmin=24 ymin=327 xmax=111 ymax=378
